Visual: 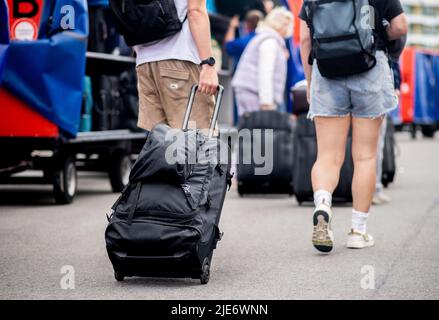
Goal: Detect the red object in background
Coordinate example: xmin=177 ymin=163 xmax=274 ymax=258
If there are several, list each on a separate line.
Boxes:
xmin=8 ymin=0 xmax=43 ymax=40
xmin=289 ymin=0 xmax=303 ymax=45
xmin=2 ymin=0 xmax=59 ymax=138
xmin=400 ymin=47 xmax=416 ymax=124
xmin=0 ymin=88 xmax=59 ymax=137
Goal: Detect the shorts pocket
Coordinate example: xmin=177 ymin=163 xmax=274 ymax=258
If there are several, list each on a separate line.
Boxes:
xmin=159 ymin=68 xmax=190 ymax=99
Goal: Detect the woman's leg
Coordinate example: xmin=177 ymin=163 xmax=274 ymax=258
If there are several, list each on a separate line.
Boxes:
xmin=312 ymin=116 xmax=351 ymax=196
xmin=311 ymin=116 xmax=351 ymax=253
xmin=351 ymin=117 xmax=383 ymax=213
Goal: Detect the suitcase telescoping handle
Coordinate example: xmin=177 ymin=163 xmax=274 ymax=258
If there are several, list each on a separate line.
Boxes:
xmin=182 ymin=84 xmax=225 ymax=138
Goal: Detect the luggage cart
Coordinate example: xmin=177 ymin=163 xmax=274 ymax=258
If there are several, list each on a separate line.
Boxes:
xmin=0 ymin=129 xmax=147 ymax=204
xmin=0 ymin=51 xmax=147 ymax=204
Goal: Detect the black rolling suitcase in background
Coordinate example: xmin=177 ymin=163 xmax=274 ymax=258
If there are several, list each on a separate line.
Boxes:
xmin=236 ymin=110 xmax=295 ymax=195
xmin=382 ymin=117 xmax=396 ymax=187
xmin=105 ymin=85 xmax=232 ymax=284
xmin=92 ymin=75 xmax=123 ymax=131
xmin=115 ymin=70 xmax=142 ymax=132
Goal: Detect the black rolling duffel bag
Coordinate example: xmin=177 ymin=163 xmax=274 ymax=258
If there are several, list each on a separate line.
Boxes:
xmin=236 ymin=110 xmax=295 ymax=196
xmin=105 ymin=85 xmax=232 ymax=284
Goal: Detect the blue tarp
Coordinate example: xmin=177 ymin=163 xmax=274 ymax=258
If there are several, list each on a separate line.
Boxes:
xmin=414 ymin=52 xmax=439 ymax=124
xmin=2 ymin=0 xmax=88 ymax=137
xmin=0 ymin=0 xmax=9 ymax=83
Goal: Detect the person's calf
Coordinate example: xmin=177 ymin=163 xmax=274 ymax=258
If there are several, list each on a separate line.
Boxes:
xmin=352 ymin=156 xmax=377 ymax=212
xmin=311 ymin=158 xmax=343 ymax=196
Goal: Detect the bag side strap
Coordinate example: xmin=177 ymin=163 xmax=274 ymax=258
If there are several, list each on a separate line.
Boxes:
xmin=127 ymin=182 xmax=142 ymax=225
xmin=111 ymin=183 xmax=131 ymax=210
xmin=350 ymin=0 xmax=377 ymax=71
xmin=304 ymin=0 xmax=316 ymax=65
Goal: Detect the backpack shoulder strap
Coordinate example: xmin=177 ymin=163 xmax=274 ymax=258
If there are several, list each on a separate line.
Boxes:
xmin=303 ymin=0 xmax=316 ymax=65
xmin=127 ymin=182 xmax=142 ymax=225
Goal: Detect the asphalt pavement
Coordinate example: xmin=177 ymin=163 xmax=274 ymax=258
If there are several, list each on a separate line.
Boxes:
xmin=0 ymin=132 xmax=438 ymax=300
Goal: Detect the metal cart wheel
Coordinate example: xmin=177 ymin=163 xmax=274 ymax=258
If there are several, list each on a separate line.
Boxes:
xmin=109 ymin=151 xmax=132 ymax=193
xmin=53 ymin=156 xmax=77 ymax=204
xmin=237 ymin=183 xmax=245 ymax=197
xmin=295 ymin=195 xmax=306 ymax=206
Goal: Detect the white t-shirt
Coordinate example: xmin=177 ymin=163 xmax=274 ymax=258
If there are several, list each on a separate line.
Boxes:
xmin=134 ymin=0 xmax=200 ymax=67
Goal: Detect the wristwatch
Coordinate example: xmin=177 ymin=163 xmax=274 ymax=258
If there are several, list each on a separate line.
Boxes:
xmin=200 ymin=57 xmax=216 ymax=67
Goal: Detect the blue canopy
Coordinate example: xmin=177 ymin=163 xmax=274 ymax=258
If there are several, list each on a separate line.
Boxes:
xmin=2 ymin=0 xmax=88 ymax=137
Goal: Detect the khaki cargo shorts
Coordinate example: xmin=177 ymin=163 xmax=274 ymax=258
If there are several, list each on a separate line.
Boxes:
xmin=136 ymin=59 xmax=215 ymax=131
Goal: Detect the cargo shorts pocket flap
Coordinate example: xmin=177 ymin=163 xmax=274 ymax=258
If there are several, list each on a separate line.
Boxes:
xmin=159 ymin=68 xmax=190 ymax=81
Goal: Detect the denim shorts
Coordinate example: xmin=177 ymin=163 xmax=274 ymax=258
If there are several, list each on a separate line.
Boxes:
xmin=308 ymin=51 xmax=398 ymax=120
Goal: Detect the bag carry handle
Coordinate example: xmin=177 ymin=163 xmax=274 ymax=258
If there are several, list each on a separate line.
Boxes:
xmin=182 ymin=84 xmax=224 ymax=138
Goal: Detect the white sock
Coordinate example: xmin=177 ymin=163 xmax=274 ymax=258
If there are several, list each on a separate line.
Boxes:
xmin=314 ymin=189 xmax=332 ymax=207
xmin=351 ymin=210 xmax=369 ymax=234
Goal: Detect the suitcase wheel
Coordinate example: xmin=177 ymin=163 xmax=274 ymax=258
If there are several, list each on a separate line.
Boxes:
xmin=200 ymin=258 xmax=210 ymax=285
xmin=295 ymin=195 xmax=306 ymax=206
xmin=237 ymin=183 xmax=245 ymax=197
xmin=114 ymin=271 xmax=125 ymax=282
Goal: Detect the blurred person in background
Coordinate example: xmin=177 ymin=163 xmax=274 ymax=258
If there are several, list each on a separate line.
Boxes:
xmin=232 ymin=7 xmax=293 ymax=116
xmin=263 ymin=0 xmax=275 ymax=14
xmin=224 ymin=10 xmax=264 ymax=67
xmin=373 ymin=60 xmax=402 ymax=205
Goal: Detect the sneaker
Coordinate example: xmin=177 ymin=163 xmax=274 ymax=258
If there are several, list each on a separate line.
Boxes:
xmin=346 ymin=229 xmax=375 ymax=249
xmin=372 ymin=192 xmax=391 ymax=205
xmin=312 ymin=203 xmax=334 ymax=253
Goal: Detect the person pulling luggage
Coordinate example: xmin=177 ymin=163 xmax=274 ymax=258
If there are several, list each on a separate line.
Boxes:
xmin=299 ymin=0 xmax=408 ymax=253
xmin=110 ymin=0 xmax=220 ymax=131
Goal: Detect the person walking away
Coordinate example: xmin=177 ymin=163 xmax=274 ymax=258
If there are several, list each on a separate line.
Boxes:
xmin=373 ymin=60 xmax=401 ymax=205
xmin=299 ymin=0 xmax=408 ymax=252
xmin=224 ymin=10 xmax=264 ymax=67
xmin=135 ymin=0 xmax=219 ymax=131
xmin=232 ymin=7 xmax=293 ymax=116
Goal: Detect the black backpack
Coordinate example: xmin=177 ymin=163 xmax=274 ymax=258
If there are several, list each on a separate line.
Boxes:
xmin=304 ymin=0 xmax=377 ymax=78
xmin=109 ymin=0 xmax=186 ymax=47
